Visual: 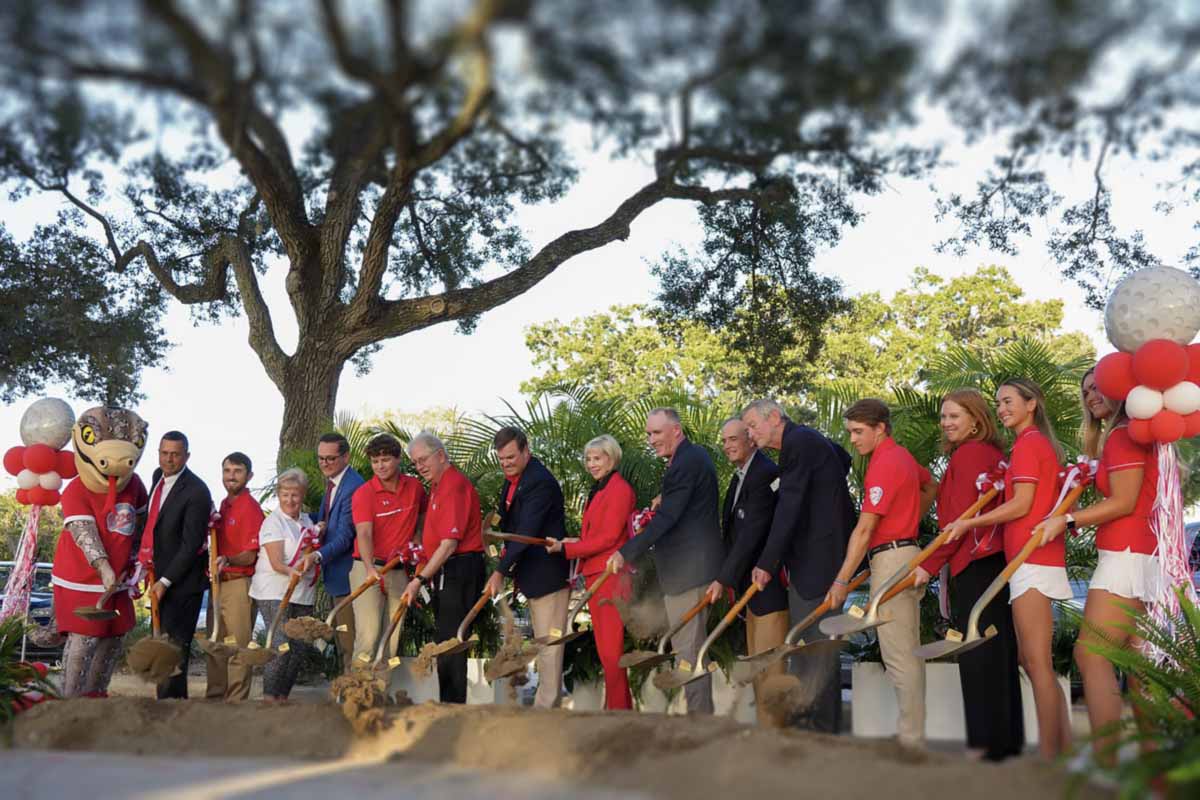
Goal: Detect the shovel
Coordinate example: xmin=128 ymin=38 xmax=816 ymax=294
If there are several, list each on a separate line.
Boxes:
xmin=126 ymin=569 xmax=183 ymax=685
xmin=914 ymin=482 xmax=1089 ymax=661
xmin=262 ymin=547 xmax=315 ymax=657
xmin=288 ymin=553 xmax=407 ymax=650
xmin=730 ymin=569 xmax=870 ymax=687
xmin=819 ymin=487 xmax=1003 ymax=638
xmin=653 ymin=583 xmax=761 ymax=691
xmin=361 ymin=594 xmax=412 ymax=674
xmin=534 ymin=564 xmax=618 ymax=646
xmin=424 ymin=586 xmax=496 ymax=659
xmin=73 ymin=573 xmax=126 ymax=621
xmin=195 ymin=526 xmax=239 ymax=661
xmin=484 ymin=530 xmax=554 ymax=547
xmin=617 ymin=593 xmax=714 ymax=670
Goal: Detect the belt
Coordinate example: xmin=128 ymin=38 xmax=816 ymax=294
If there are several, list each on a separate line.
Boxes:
xmin=354 ymin=557 xmax=391 ymax=568
xmin=219 ymin=572 xmax=251 ymax=583
xmin=868 ymin=538 xmax=918 ymax=559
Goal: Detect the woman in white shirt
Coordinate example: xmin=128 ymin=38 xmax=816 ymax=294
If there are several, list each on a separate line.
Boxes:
xmin=250 ymin=467 xmax=318 ymax=702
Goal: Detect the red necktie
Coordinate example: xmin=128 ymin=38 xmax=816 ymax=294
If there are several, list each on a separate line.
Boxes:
xmin=138 ymin=478 xmax=165 ymax=566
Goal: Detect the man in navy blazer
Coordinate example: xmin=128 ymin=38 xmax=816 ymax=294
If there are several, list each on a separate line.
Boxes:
xmin=743 ymin=398 xmax=855 ymax=733
xmin=484 ymin=426 xmax=569 ymax=708
xmin=610 ymin=407 xmax=724 ymax=714
xmin=705 ymin=417 xmax=787 ymax=725
xmin=302 ymin=432 xmax=365 ymax=672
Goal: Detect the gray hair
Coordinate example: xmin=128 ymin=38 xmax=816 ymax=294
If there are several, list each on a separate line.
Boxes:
xmin=648 ymin=407 xmax=682 ymax=425
xmin=583 ymin=434 xmax=622 ymax=467
xmin=276 ymin=467 xmax=309 ymax=492
xmin=407 ymin=430 xmax=446 ymax=457
xmin=742 ymin=398 xmax=784 ymax=419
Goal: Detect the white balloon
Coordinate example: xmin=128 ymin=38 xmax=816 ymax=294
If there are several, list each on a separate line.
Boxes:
xmin=19 ymin=397 xmax=75 ymax=449
xmin=1126 ymin=385 xmax=1165 ymax=420
xmin=1163 ymin=381 xmax=1200 ymax=416
xmin=16 ymin=469 xmax=38 ymax=490
xmin=1104 ymin=266 xmax=1200 ymax=353
xmin=38 ymin=471 xmax=62 ymax=491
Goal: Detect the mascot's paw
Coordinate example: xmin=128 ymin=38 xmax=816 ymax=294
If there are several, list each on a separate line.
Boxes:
xmin=26 ymin=620 xmax=65 ymax=648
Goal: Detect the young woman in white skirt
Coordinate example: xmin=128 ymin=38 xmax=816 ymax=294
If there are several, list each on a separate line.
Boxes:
xmin=945 ymin=378 xmax=1072 ymax=759
xmin=1041 ymin=367 xmax=1159 ymax=765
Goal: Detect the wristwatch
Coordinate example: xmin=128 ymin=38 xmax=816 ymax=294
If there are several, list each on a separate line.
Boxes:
xmin=412 ymin=573 xmax=425 ymax=585
xmin=1064 ymin=514 xmax=1077 ymax=533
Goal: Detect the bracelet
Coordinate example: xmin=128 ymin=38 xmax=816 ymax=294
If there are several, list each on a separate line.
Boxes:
xmin=412 ymin=574 xmax=425 ymax=585
xmin=833 ymin=578 xmax=848 ymax=587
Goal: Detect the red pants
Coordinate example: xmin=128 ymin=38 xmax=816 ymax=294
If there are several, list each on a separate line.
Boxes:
xmin=586 ymin=571 xmax=632 ymax=710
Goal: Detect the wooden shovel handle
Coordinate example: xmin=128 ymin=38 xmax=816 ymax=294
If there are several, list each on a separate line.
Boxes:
xmin=485 ymin=531 xmax=553 ymax=547
xmin=678 ymin=593 xmax=712 ymax=627
xmin=787 ymin=569 xmax=870 ymax=643
xmin=907 ymin=487 xmax=1000 ymax=572
xmin=718 ymin=583 xmax=761 ymax=628
xmin=148 ymin=568 xmax=161 ymax=637
xmin=997 ymin=483 xmax=1089 ymax=583
xmin=879 ymin=573 xmax=919 ymax=605
xmin=455 ymin=586 xmax=495 ymax=640
xmin=278 ymin=546 xmax=314 ymax=612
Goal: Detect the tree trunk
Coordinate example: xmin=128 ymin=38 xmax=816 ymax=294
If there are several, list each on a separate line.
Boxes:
xmin=276 ymin=348 xmax=345 ymax=468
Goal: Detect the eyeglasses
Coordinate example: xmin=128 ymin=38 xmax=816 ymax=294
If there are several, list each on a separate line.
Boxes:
xmin=316 ymin=455 xmax=343 ymax=464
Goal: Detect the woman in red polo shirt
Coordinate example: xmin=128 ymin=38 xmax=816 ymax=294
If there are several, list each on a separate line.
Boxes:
xmin=944 ymin=378 xmax=1070 ymax=759
xmin=1039 ymin=366 xmax=1159 ymax=764
xmin=545 ymin=434 xmax=635 ymax=710
xmin=916 ymin=388 xmax=1023 ymax=761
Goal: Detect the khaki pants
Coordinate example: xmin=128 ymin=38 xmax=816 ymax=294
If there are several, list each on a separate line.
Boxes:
xmin=870 ymin=546 xmax=926 ymax=746
xmin=349 ymin=561 xmax=410 ymax=665
xmin=528 ymin=587 xmax=570 ymax=708
xmin=205 ymin=576 xmax=255 ymax=702
xmin=663 ymin=585 xmax=713 ymax=714
xmin=746 ymin=607 xmax=789 ymax=725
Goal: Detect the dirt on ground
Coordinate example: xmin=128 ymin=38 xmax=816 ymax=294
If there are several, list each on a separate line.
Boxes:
xmin=283 ymin=615 xmax=334 ymax=645
xmin=11 ymin=699 xmax=1105 ymax=800
xmin=125 ymin=637 xmax=182 ymax=685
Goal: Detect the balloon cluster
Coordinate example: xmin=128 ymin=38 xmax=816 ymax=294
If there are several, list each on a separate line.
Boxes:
xmin=1097 ymin=266 xmax=1200 ymax=445
xmin=4 ymin=398 xmax=77 ymax=506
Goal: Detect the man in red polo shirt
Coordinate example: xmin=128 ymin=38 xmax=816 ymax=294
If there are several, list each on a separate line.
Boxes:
xmin=349 ymin=434 xmax=426 ymax=664
xmin=402 ymin=431 xmax=485 ymax=703
xmin=827 ymin=399 xmax=935 ymax=748
xmin=205 ymin=451 xmax=263 ymax=702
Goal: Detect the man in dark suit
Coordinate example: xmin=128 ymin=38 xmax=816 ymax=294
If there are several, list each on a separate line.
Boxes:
xmin=301 ymin=432 xmax=365 ymax=673
xmin=484 ymin=427 xmax=569 ymax=708
xmin=743 ymin=398 xmax=856 ymax=733
xmin=609 ymin=407 xmax=724 ymax=714
xmin=145 ymin=430 xmax=213 ymax=699
xmin=704 ymin=417 xmax=786 ymax=725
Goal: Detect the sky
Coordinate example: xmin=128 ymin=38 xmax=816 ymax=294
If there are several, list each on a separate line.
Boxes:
xmin=2 ymin=85 xmax=1198 ymax=504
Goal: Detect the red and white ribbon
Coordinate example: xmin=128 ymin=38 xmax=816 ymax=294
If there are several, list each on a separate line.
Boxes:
xmin=0 ymin=505 xmax=41 ymax=622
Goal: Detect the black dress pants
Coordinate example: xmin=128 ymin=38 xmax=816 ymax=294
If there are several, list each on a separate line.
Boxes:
xmin=156 ymin=587 xmax=204 ymax=699
xmin=433 ymin=552 xmax=486 ymax=703
xmin=951 ymin=553 xmax=1025 ymax=760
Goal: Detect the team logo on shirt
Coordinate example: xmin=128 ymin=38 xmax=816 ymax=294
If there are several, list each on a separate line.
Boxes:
xmin=107 ymin=503 xmax=137 ymax=536
xmin=868 ymin=486 xmax=883 ymax=506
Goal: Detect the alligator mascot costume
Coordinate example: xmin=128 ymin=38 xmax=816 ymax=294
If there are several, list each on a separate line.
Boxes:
xmin=44 ymin=407 xmax=149 ymax=697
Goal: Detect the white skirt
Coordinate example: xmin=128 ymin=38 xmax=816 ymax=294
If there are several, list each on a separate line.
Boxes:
xmin=1089 ymin=548 xmax=1160 ymax=603
xmin=1009 ymin=563 xmax=1072 ymax=603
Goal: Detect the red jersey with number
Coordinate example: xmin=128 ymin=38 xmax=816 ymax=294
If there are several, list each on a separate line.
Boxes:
xmin=1003 ymin=427 xmax=1064 ymax=567
xmin=862 ymin=437 xmax=931 ymax=549
xmin=350 ymin=474 xmax=426 ymax=561
xmin=1096 ymin=425 xmax=1159 ymax=555
xmin=52 ymin=475 xmax=149 ymax=590
xmin=217 ymin=490 xmax=264 ymax=578
xmin=924 ymin=440 xmax=1005 ymax=577
xmin=422 ymin=465 xmax=484 ymax=560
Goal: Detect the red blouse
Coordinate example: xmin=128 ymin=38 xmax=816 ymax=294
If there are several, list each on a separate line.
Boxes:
xmin=564 ymin=472 xmax=636 ymax=576
xmin=1095 ymin=425 xmax=1158 ymax=555
xmin=1003 ymin=427 xmax=1064 ymax=567
xmin=924 ymin=440 xmax=1005 ymax=577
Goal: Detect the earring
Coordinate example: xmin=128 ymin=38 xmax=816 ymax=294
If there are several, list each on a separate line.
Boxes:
xmin=970 ymin=426 xmax=978 ymax=435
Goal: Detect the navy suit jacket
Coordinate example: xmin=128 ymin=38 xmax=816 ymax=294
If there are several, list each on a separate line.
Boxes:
xmin=719 ymin=450 xmax=787 ymax=615
xmin=620 ymin=438 xmax=724 ymax=595
xmin=496 ymin=458 xmax=569 ymax=599
xmin=316 ymin=466 xmax=366 ymax=597
xmin=755 ymin=419 xmax=856 ymax=600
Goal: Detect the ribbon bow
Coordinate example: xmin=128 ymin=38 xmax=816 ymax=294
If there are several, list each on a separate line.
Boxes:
xmin=288 ymin=523 xmax=323 ymax=585
xmin=975 ymin=461 xmax=1009 ymax=494
xmin=1051 ymin=457 xmax=1099 ymax=518
xmin=389 ymin=540 xmax=426 ymax=567
xmin=630 ymin=508 xmax=655 ymax=536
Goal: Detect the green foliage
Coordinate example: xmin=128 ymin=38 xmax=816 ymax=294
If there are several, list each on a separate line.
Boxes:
xmin=1077 ymin=590 xmax=1200 ymax=799
xmin=0 ymin=615 xmax=57 ymax=724
xmin=0 ymin=492 xmax=62 ymax=562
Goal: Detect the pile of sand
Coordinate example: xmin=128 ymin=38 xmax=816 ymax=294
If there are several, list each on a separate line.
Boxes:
xmin=483 ymin=595 xmax=538 ymax=684
xmin=330 ymin=672 xmax=392 ymax=736
xmin=413 ymin=639 xmax=463 ymax=676
xmin=11 ymin=700 xmax=1105 ymax=800
xmin=284 ymin=615 xmax=333 ymax=644
xmin=125 ymin=637 xmax=182 ymax=685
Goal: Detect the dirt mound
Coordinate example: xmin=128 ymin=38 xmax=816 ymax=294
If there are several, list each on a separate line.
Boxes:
xmin=413 ymin=640 xmax=462 ymax=676
xmin=284 ymin=615 xmax=333 ymax=644
xmin=12 ymin=700 xmax=1105 ymax=800
xmin=125 ymin=637 xmax=182 ymax=685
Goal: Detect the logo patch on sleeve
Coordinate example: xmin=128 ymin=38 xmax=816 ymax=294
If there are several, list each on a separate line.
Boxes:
xmin=868 ymin=486 xmax=884 ymax=506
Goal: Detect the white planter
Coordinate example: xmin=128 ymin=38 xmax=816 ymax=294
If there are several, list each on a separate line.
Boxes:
xmin=565 ymin=679 xmax=605 ymax=711
xmin=635 ymin=667 xmax=755 ymax=723
xmin=466 ymin=657 xmax=521 ymax=705
xmin=386 ymin=657 xmax=440 ymax=703
xmin=851 ymin=661 xmax=1070 ymax=744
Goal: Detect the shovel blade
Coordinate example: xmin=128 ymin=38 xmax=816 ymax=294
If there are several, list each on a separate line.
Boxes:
xmin=819 ymin=611 xmax=889 ymax=637
xmin=913 ymin=625 xmax=996 ymax=660
xmin=74 ymin=607 xmax=118 ymax=621
xmin=539 ymin=630 xmax=588 ymax=647
xmin=619 ymin=651 xmax=674 ymax=670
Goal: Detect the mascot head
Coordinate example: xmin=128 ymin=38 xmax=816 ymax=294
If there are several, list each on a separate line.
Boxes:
xmin=72 ymin=407 xmax=148 ymax=496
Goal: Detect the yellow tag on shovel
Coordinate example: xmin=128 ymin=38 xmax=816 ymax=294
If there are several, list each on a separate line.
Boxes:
xmin=678 ymin=659 xmax=692 ymax=672
xmin=278 ymin=643 xmax=290 ymax=653
xmin=549 ymin=628 xmax=562 ymax=638
xmin=796 ymin=639 xmax=806 ymax=646
xmin=984 ymin=624 xmax=998 ymax=637
xmin=224 ymin=636 xmax=238 ymax=645
xmin=488 ymin=545 xmax=499 ymax=558
xmin=946 ymin=629 xmax=963 ymax=642
xmin=848 ymin=605 xmax=866 ymax=619
xmin=336 ymin=624 xmax=348 ymax=632
xmin=356 ymin=652 xmax=372 ymax=662
xmin=247 ymin=641 xmax=261 ymax=650
xmin=388 ymin=656 xmax=401 ymax=668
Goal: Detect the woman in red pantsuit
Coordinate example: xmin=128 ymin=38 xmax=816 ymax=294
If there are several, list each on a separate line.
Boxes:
xmin=546 ymin=434 xmax=635 ymax=710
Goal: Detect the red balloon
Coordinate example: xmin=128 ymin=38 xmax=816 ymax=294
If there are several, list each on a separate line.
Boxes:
xmin=3 ymin=446 xmax=25 ymax=476
xmin=22 ymin=443 xmax=56 ymax=474
xmin=14 ymin=488 xmax=30 ymax=505
xmin=1133 ymin=339 xmax=1190 ymax=391
xmin=1094 ymin=352 xmax=1137 ymax=401
xmin=1150 ymin=410 xmax=1187 ymax=444
xmin=1188 ymin=343 xmax=1200 ymax=385
xmin=56 ymin=450 xmax=78 ymax=479
xmin=1128 ymin=418 xmax=1155 ymax=444
xmin=27 ymin=487 xmax=60 ymax=507
xmin=1184 ymin=412 xmax=1200 ymax=438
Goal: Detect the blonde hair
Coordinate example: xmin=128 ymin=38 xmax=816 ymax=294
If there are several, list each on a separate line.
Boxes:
xmin=999 ymin=378 xmax=1064 ymax=462
xmin=276 ymin=467 xmax=309 ymax=493
xmin=1079 ymin=366 xmax=1127 ymax=459
xmin=584 ymin=434 xmax=622 ymax=468
xmin=940 ymin=388 xmax=1005 ymax=454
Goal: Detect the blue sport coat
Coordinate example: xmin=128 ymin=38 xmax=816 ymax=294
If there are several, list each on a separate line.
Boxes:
xmin=315 ymin=466 xmax=366 ymax=597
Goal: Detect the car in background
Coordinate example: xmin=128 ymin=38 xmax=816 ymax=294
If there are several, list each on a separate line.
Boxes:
xmin=0 ymin=561 xmax=62 ymax=662
xmin=1187 ymin=521 xmax=1200 ymax=591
